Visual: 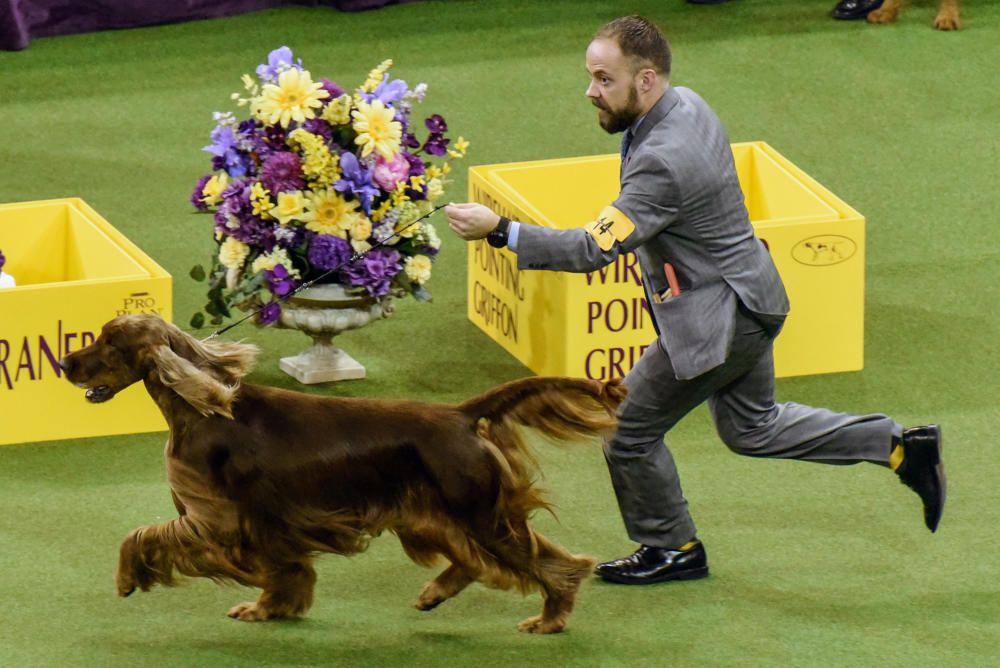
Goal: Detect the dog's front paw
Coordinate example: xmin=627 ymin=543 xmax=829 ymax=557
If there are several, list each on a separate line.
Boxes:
xmin=934 ymin=11 xmax=960 ymax=30
xmin=517 ymin=614 xmax=566 ymax=634
xmin=866 ymin=6 xmax=899 ymax=24
xmin=116 ymin=529 xmax=152 ymax=596
xmin=414 ymin=581 xmax=448 ymax=611
xmin=116 ymin=571 xmax=137 ymax=598
xmin=228 ymin=601 xmax=274 ymax=621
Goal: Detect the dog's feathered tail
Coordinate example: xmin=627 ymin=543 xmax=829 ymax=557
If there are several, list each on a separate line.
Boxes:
xmin=460 ymin=376 xmax=625 ymax=517
xmin=460 ymin=376 xmax=625 ymax=442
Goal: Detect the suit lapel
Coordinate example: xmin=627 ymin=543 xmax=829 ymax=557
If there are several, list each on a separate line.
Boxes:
xmin=621 ymin=87 xmax=681 ymax=176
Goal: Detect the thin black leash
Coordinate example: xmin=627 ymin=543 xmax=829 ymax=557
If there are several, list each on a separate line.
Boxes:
xmin=202 ymin=204 xmax=447 ymax=341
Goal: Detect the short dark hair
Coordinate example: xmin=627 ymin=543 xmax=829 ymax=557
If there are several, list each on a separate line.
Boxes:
xmin=595 ymin=15 xmax=671 ymax=77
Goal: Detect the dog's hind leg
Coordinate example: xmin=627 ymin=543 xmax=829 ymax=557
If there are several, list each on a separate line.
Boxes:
xmin=515 ymin=531 xmax=596 ymax=635
xmin=228 ymin=561 xmax=317 ymax=621
xmin=472 ymin=523 xmax=594 ymax=634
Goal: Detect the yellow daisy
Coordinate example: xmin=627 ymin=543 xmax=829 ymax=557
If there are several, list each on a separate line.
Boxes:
xmin=256 ymin=68 xmax=329 ymax=129
xmin=304 ymin=188 xmax=362 ymax=237
xmin=269 ymin=190 xmax=311 ymax=226
xmin=352 ymin=99 xmax=402 ymax=159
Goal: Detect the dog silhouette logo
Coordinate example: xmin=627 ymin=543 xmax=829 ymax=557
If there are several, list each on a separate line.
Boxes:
xmin=791 ymin=235 xmax=857 ymax=266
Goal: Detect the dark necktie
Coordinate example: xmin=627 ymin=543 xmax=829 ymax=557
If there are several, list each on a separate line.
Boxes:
xmin=620 ymin=128 xmax=634 ymax=160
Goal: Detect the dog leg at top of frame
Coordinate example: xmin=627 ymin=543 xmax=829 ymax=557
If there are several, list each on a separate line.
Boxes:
xmin=867 ymin=0 xmax=902 ymax=24
xmin=228 ymin=561 xmax=317 ymax=621
xmin=934 ymin=0 xmax=960 ymax=30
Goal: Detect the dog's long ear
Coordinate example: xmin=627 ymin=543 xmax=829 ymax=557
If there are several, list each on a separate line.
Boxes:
xmin=148 ymin=344 xmax=238 ymax=419
xmin=165 ymin=327 xmax=259 ymax=384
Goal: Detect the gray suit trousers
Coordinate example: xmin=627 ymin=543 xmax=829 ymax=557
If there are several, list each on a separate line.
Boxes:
xmin=605 ymin=306 xmax=901 ymax=548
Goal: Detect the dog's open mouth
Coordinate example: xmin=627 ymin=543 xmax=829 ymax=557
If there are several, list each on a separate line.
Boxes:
xmin=85 ymin=385 xmax=115 ymax=403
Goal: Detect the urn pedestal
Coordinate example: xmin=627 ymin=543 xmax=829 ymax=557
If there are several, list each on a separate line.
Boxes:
xmin=276 ymin=284 xmax=392 ymax=384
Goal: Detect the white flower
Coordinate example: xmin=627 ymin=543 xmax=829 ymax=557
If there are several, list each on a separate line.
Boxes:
xmin=405 ymin=82 xmax=428 ymax=102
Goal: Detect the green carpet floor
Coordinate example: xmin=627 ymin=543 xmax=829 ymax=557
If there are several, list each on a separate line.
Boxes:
xmin=2 ymin=1 xmax=999 ymax=665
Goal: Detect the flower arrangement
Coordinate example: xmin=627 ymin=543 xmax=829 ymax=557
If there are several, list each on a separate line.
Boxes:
xmin=189 ymin=47 xmax=467 ymax=328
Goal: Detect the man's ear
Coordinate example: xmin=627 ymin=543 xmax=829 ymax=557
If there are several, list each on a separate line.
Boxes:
xmin=638 ymin=68 xmax=657 ymax=93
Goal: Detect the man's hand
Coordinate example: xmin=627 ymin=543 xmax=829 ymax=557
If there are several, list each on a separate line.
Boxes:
xmin=445 ymin=202 xmax=500 ymax=241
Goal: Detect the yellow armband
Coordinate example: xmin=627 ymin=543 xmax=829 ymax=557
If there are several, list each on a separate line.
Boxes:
xmin=584 ymin=205 xmax=636 ymax=251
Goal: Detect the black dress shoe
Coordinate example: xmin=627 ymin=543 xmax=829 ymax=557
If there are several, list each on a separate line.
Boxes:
xmin=832 ymin=0 xmax=884 ymax=20
xmin=594 ymin=542 xmax=709 ymax=584
xmin=896 ymin=425 xmax=946 ymax=532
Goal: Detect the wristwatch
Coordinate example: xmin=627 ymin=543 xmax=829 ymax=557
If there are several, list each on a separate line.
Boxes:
xmin=486 ymin=215 xmax=511 ymax=248
xmin=486 ymin=216 xmax=511 ymax=248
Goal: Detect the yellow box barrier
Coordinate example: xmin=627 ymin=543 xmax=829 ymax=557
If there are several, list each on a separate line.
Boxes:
xmin=0 ymin=198 xmax=172 ymax=445
xmin=467 ymin=141 xmax=864 ymax=380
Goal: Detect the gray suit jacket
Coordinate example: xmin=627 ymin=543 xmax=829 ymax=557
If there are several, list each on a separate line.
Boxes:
xmin=516 ymin=86 xmax=790 ymax=380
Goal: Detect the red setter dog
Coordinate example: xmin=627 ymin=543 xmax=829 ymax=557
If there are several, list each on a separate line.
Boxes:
xmin=60 ymin=314 xmax=624 ymax=633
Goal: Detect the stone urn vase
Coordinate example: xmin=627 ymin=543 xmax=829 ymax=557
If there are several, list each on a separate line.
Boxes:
xmin=276 ymin=284 xmax=393 ymax=384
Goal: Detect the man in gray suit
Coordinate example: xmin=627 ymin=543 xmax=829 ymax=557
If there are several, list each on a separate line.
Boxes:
xmin=445 ymin=15 xmax=945 ymax=584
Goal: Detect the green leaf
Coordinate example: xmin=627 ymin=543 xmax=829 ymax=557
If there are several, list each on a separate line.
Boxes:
xmin=413 ymin=285 xmax=433 ymax=302
xmin=189 ymin=265 xmax=206 ymax=282
xmin=189 ymin=312 xmax=206 ymax=329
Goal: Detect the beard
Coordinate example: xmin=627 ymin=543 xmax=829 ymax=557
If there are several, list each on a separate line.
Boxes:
xmin=594 ymin=84 xmax=641 ymax=134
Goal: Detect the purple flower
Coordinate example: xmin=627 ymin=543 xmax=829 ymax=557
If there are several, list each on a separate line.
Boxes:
xmin=374 ymin=76 xmax=408 ymax=105
xmin=275 ymin=225 xmax=310 ymax=251
xmin=341 ymin=248 xmax=401 ymax=298
xmin=214 ymin=181 xmax=275 ymax=249
xmin=260 ymin=152 xmax=304 ymax=194
xmin=307 ymin=234 xmax=352 ymax=271
xmin=258 ymin=301 xmax=281 ymax=326
xmin=302 ymin=118 xmax=333 ymax=143
xmin=319 ymin=78 xmax=345 ymax=100
xmin=221 ymin=180 xmax=253 ymax=218
xmin=236 ymin=120 xmax=269 ymax=166
xmin=263 ymin=124 xmax=288 ymax=150
xmin=425 ymin=114 xmax=447 ymax=134
xmin=402 ymin=152 xmax=425 ymax=177
xmin=359 ymin=74 xmax=408 ymax=107
xmin=203 ymin=125 xmax=250 ymax=177
xmin=334 ymin=152 xmax=380 ymax=214
xmin=0 ymin=248 xmax=5 ymax=273
xmin=422 ymin=134 xmax=450 ymax=157
xmin=190 ymin=175 xmax=212 ymax=210
xmin=256 ymin=46 xmax=302 ymax=83
xmin=266 ymin=264 xmax=297 ymax=298
xmin=417 ymin=244 xmax=440 ymax=258
xmin=402 ymin=131 xmax=420 ymax=150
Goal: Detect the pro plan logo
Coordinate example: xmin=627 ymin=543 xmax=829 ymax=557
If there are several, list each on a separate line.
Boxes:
xmin=791 ymin=235 xmax=857 ymax=266
xmin=117 ymin=292 xmax=164 ymax=316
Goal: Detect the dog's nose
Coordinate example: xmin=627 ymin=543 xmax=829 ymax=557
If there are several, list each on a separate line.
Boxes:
xmin=58 ymin=357 xmax=73 ymax=374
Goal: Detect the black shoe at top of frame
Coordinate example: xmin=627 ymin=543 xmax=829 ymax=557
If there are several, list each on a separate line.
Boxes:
xmin=894 ymin=424 xmax=946 ymax=533
xmin=687 ymin=0 xmax=737 ymax=4
xmin=832 ymin=0 xmax=884 ymax=20
xmin=594 ymin=541 xmax=709 ymax=585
